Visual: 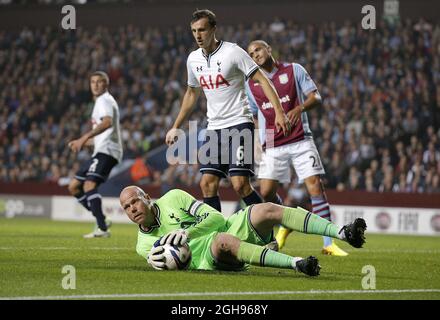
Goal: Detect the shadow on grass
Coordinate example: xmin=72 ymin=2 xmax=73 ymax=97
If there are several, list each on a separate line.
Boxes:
xmin=96 ymin=264 xmax=341 ymax=283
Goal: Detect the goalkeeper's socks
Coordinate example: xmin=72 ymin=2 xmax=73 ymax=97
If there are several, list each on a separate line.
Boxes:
xmin=85 ymin=189 xmax=107 ymax=231
xmin=74 ymin=192 xmax=90 ymax=210
xmin=237 ymin=241 xmax=302 ymax=270
xmin=203 ymin=196 xmax=221 ymax=212
xmin=281 ymin=206 xmax=344 ymax=239
xmin=311 ymin=195 xmax=333 ymax=247
xmin=242 ymin=190 xmax=263 ymax=206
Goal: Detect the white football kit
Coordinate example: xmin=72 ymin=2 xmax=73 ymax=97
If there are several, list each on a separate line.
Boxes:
xmin=187 ymin=41 xmax=258 ymax=130
xmin=258 ymin=139 xmax=325 ymax=183
xmin=91 ymin=91 xmax=123 ymax=163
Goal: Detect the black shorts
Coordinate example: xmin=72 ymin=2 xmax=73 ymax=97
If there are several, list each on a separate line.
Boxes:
xmin=75 ymin=152 xmax=118 ymax=184
xmin=199 ymin=122 xmax=255 ymax=178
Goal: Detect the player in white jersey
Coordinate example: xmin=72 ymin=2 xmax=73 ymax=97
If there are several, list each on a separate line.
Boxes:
xmin=165 ymin=9 xmax=291 ymax=213
xmin=67 ymin=71 xmax=123 ymax=238
xmin=246 ymin=40 xmax=348 ymax=256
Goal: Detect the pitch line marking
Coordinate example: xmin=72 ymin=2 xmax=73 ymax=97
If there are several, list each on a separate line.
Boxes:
xmin=287 ymin=248 xmax=440 ymax=254
xmin=1 ymin=247 xmax=439 ymax=254
xmin=0 ymin=247 xmax=131 ymax=250
xmin=1 ymin=289 xmax=440 ymax=300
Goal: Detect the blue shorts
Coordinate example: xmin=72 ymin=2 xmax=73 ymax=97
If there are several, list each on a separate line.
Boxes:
xmin=75 ymin=152 xmax=118 ymax=184
xmin=199 ymin=122 xmax=256 ymax=178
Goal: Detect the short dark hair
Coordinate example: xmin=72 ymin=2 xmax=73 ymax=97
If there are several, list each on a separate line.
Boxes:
xmin=90 ymin=71 xmax=110 ymax=85
xmin=248 ymin=40 xmax=270 ymax=49
xmin=191 ymin=9 xmax=217 ymax=28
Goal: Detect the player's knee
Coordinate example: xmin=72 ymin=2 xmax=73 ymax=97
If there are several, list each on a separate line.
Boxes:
xmin=83 ymin=180 xmax=97 ymax=192
xmin=231 ymin=180 xmax=251 ymax=197
xmin=199 ymin=177 xmax=218 ymax=195
xmin=212 ymin=233 xmax=236 ymax=256
xmin=199 ymin=178 xmax=209 ymax=192
xmin=305 ymin=176 xmax=323 ymax=195
xmin=255 ymin=202 xmax=281 ymax=222
xmin=68 ymin=179 xmax=81 ymax=195
xmin=259 ymin=188 xmax=276 ymax=202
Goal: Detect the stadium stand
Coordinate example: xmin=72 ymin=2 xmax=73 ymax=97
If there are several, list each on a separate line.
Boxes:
xmin=1 ymin=16 xmax=439 ymax=194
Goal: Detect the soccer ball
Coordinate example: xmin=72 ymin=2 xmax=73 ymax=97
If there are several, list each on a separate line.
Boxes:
xmin=153 ymin=241 xmax=192 ymax=270
xmin=162 ymin=243 xmax=192 ymax=270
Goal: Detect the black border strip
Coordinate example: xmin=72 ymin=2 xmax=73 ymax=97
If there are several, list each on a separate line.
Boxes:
xmin=246 ymin=65 xmax=259 ymax=80
xmin=303 ymin=211 xmax=312 ymax=233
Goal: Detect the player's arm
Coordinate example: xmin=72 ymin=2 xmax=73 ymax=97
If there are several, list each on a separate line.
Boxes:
xmin=68 ymin=116 xmax=112 ymax=153
xmin=161 ymin=205 xmax=225 ymax=245
xmin=165 ymin=86 xmax=201 ymax=145
xmin=160 ymin=190 xmax=226 ymax=245
xmin=245 ymin=81 xmax=259 ymax=117
xmin=245 ymin=82 xmax=264 ymax=141
xmin=287 ymin=63 xmax=322 ymax=125
xmin=287 ymin=90 xmax=322 ymax=126
xmin=250 ymin=69 xmax=291 ymax=136
xmin=184 ymin=202 xmax=226 ymax=240
xmin=246 ymin=85 xmax=265 ymax=157
xmin=84 ymin=138 xmax=94 ymax=146
xmin=301 ymin=90 xmax=322 ymax=111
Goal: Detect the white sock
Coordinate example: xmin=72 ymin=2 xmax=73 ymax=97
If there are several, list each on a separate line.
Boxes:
xmin=337 ymin=227 xmax=346 ymax=240
xmin=291 ymin=257 xmax=303 ymax=270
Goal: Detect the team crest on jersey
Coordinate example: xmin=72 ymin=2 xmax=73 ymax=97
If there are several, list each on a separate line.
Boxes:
xmin=169 ymin=213 xmax=181 ymax=222
xmin=279 ymin=73 xmax=288 ymax=84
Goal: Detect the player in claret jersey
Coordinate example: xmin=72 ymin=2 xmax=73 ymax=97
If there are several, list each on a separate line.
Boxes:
xmin=165 ymin=9 xmax=291 ymax=215
xmin=246 ymin=40 xmax=348 ymax=256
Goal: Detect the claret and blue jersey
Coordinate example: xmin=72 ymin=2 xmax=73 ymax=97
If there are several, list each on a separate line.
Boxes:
xmin=246 ymin=62 xmax=318 ymax=148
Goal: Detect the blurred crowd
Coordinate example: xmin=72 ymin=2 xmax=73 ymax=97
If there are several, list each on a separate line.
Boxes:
xmin=1 ymin=17 xmax=440 ymax=194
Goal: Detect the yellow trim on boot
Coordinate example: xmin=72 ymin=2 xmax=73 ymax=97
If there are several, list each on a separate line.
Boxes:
xmin=322 ymin=242 xmax=348 ymax=256
xmin=275 ymin=226 xmax=292 ymax=250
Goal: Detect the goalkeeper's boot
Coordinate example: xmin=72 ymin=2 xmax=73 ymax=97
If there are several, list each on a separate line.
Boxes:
xmin=341 ymin=218 xmax=367 ymax=248
xmin=295 ymin=256 xmax=321 ymax=277
xmin=83 ymin=228 xmax=111 ymax=238
xmin=275 ymin=226 xmax=292 ymax=250
xmin=322 ymin=242 xmax=348 ymax=256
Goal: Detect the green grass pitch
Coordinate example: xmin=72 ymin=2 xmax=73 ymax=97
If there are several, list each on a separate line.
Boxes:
xmin=0 ymin=217 xmax=439 ymax=300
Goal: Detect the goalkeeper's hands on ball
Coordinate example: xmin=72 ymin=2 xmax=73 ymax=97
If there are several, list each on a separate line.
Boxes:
xmin=160 ymin=229 xmax=189 ymax=246
xmin=147 ymin=246 xmax=166 ymax=270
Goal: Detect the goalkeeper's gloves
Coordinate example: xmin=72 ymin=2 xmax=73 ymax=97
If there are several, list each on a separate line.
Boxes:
xmin=159 ymin=229 xmax=189 ymax=246
xmin=147 ymin=245 xmax=166 ymax=270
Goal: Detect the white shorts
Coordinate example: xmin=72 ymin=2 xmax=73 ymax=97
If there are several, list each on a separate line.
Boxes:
xmin=257 ymin=138 xmax=325 ymax=183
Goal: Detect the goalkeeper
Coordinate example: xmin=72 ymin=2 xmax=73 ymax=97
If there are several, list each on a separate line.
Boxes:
xmin=120 ymin=186 xmax=366 ymax=276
